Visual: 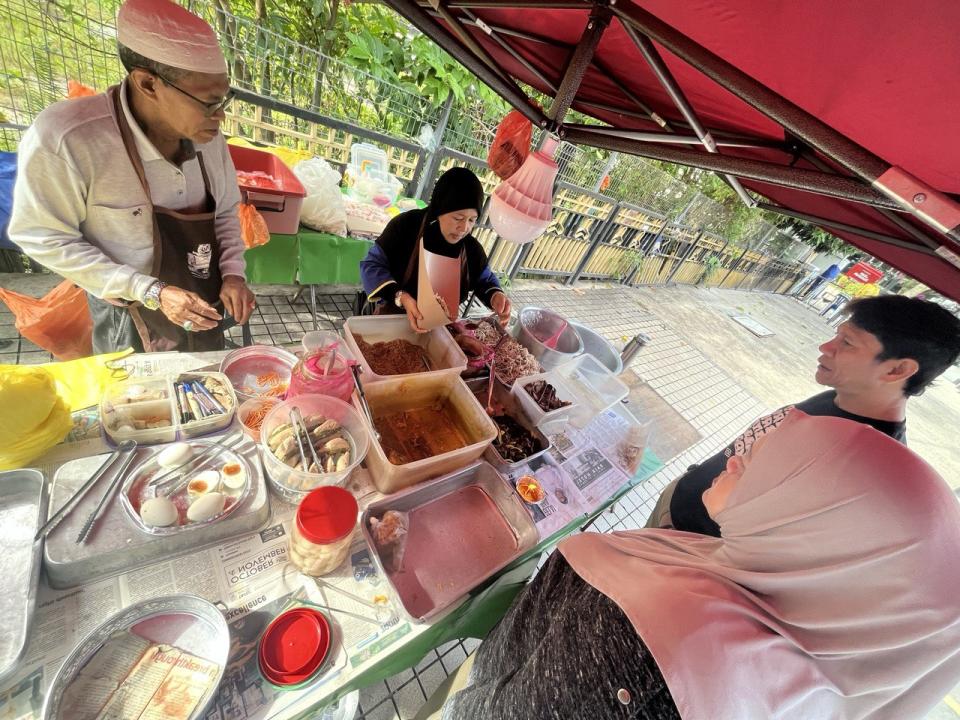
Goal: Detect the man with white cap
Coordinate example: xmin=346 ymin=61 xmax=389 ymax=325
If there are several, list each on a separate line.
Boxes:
xmin=9 ymin=0 xmax=255 ymax=353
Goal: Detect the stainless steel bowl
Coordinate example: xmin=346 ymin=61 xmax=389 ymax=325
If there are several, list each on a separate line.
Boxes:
xmin=515 ymin=306 xmax=583 ymax=369
xmin=43 ymin=595 xmax=229 ymax=720
xmin=570 ymin=321 xmax=623 ymax=375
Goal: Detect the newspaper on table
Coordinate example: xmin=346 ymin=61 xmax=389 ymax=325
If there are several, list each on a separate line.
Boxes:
xmin=1 ymin=353 xmax=650 ymax=720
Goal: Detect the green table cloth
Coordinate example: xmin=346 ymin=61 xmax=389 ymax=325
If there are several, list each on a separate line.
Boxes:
xmin=243 ymin=228 xmax=373 ymax=286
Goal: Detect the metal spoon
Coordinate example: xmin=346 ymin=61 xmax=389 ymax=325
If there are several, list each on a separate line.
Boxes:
xmin=34 ymin=440 xmax=135 ymax=541
xmin=312 ymin=577 xmax=396 ymax=625
xmin=486 ymin=335 xmax=509 ymax=415
xmin=350 ymin=365 xmax=379 ymax=441
xmin=76 ymin=441 xmax=139 ymax=544
xmin=290 ymin=407 xmax=322 ymax=471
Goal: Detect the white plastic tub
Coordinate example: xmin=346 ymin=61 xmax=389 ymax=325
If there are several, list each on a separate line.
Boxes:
xmin=343 ymin=315 xmax=467 ymax=383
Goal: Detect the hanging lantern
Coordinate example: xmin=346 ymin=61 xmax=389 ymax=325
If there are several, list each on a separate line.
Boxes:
xmin=488 ymin=136 xmax=559 ymax=244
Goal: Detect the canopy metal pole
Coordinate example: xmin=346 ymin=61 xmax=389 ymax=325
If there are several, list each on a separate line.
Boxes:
xmin=546 ymin=6 xmax=612 ymax=125
xmin=561 ymin=126 xmax=903 ymax=211
xmin=624 ymin=23 xmax=755 ymax=208
xmin=612 ymin=2 xmax=960 ymax=246
xmin=559 ymin=126 xmax=785 ymax=151
xmin=754 ymin=202 xmax=941 ymax=257
xmin=383 ymin=0 xmax=547 ymax=127
xmin=459 ymin=8 xmax=558 ymax=92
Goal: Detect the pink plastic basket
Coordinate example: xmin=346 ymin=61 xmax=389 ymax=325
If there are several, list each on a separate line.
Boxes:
xmin=229 ymin=145 xmax=306 ymax=235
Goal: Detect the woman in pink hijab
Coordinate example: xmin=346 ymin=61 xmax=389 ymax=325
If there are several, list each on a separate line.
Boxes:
xmin=439 ymin=413 xmax=960 ymax=719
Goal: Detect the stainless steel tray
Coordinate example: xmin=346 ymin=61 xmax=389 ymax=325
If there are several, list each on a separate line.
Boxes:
xmin=0 ymin=469 xmax=46 ymax=685
xmin=465 ymin=378 xmax=552 ymax=474
xmin=361 ymin=461 xmax=538 ymax=622
xmin=43 ymin=594 xmax=229 ymax=720
xmin=44 ymin=436 xmax=270 ymax=588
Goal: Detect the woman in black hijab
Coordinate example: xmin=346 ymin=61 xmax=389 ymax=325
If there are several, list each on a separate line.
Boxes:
xmin=360 ymin=167 xmax=511 ymax=332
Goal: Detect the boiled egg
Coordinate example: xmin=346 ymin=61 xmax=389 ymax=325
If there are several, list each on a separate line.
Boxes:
xmin=157 ymin=442 xmax=192 ymax=469
xmin=187 ymin=469 xmax=221 ymax=498
xmin=220 ymin=462 xmax=246 ymax=490
xmin=140 ymin=496 xmax=178 ymax=527
xmin=187 ymin=492 xmax=226 ymax=522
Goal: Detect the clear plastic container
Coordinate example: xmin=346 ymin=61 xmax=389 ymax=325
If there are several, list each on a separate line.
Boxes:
xmin=287 ymin=346 xmax=356 ymax=404
xmin=219 ymin=345 xmax=297 ymax=404
xmin=511 ymin=369 xmax=580 ymax=429
xmin=343 ymin=316 xmax=467 ymax=383
xmin=349 ymin=142 xmax=388 ymax=176
xmin=358 ymin=373 xmax=498 ymax=494
xmin=514 ymin=354 xmax=629 ymax=429
xmin=260 ymin=394 xmax=369 ymax=504
xmin=238 ymin=396 xmax=280 ymax=443
xmin=175 ymin=371 xmax=238 ymax=439
xmin=289 ymin=486 xmax=358 ymax=576
xmin=100 ymin=378 xmax=177 ymax=445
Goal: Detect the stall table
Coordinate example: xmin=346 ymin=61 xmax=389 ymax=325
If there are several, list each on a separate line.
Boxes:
xmin=0 ymin=350 xmax=665 ymax=720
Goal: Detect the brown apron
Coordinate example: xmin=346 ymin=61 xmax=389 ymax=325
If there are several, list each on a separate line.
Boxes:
xmin=374 ymin=215 xmax=468 ymax=316
xmin=108 ymin=85 xmax=225 ymax=352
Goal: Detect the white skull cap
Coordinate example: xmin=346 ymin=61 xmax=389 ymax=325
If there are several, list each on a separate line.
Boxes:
xmin=117 ymin=0 xmax=227 ymax=75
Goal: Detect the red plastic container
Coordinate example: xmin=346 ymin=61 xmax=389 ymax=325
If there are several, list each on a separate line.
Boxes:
xmin=258 ymin=606 xmax=331 ymax=686
xmin=229 ymin=145 xmax=306 ymax=235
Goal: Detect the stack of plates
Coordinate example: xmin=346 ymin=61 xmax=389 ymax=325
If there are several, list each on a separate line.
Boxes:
xmin=258 ymin=606 xmax=331 ymax=687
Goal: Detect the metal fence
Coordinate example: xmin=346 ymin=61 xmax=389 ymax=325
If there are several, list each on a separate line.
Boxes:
xmin=0 ymin=0 xmax=808 ymax=295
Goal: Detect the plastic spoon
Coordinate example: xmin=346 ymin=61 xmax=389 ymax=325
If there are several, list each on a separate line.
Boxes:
xmin=541 ymin=319 xmax=569 ymax=350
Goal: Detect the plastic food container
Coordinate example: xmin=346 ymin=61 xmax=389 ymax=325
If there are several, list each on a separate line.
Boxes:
xmin=515 ymin=354 xmax=629 ymax=429
xmin=510 ymin=369 xmax=580 ymax=429
xmin=343 ymin=315 xmax=467 ymax=383
xmin=175 ymin=371 xmax=238 ymax=439
xmin=228 ymin=145 xmax=306 ymax=234
xmin=100 ymin=378 xmax=177 ymax=445
xmin=260 ymin=394 xmax=369 ymax=504
xmin=358 ymin=373 xmax=498 ymax=494
xmin=238 ymin=397 xmax=280 ymax=442
xmin=288 ymin=486 xmax=358 ymax=576
xmin=219 ymin=345 xmax=298 ymax=404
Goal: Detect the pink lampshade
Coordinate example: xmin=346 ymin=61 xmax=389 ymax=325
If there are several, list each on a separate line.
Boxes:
xmin=489 ymin=137 xmax=559 ymax=244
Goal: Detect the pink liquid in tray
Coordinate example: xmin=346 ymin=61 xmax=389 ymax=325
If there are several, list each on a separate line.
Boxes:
xmin=388 ymin=485 xmax=518 ymax=619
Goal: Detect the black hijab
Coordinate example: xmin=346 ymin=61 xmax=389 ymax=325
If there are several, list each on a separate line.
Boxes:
xmin=375 ymin=166 xmax=489 ymax=302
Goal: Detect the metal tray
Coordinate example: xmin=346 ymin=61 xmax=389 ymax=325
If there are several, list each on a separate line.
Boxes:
xmin=43 ymin=594 xmax=229 ymax=720
xmin=465 ymin=378 xmax=552 ymax=474
xmin=0 ymin=469 xmax=46 ymax=685
xmin=361 ymin=461 xmax=538 ymax=622
xmin=44 ymin=436 xmax=270 ymax=588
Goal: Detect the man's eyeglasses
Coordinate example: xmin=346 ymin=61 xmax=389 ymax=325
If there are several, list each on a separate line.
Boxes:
xmin=152 ymin=71 xmax=235 ymax=117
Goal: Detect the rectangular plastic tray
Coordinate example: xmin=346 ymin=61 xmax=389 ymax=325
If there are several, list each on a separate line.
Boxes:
xmin=357 ymin=372 xmax=498 ymax=494
xmin=228 ymin=145 xmax=306 ymax=234
xmin=343 ymin=315 xmax=468 ymax=383
xmin=510 ymin=368 xmax=580 ymax=428
xmin=464 ymin=378 xmax=552 ymax=474
xmin=361 ymin=461 xmax=538 ymax=621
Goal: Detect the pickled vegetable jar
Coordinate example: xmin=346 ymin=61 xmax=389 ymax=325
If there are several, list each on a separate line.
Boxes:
xmin=289 ymin=486 xmax=358 ymax=576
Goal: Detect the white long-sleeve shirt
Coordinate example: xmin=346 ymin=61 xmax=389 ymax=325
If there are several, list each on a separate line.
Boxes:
xmin=9 ymin=80 xmax=245 ymax=303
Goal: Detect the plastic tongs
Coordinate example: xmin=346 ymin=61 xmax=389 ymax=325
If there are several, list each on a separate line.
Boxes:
xmin=311 ymin=577 xmax=396 ymax=626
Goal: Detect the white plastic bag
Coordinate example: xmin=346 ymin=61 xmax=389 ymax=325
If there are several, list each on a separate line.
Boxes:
xmin=294 ymin=158 xmax=348 ymax=235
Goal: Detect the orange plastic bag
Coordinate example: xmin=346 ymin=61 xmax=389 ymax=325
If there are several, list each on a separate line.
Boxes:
xmin=0 ymin=279 xmax=93 ymax=360
xmin=239 ymin=203 xmax=270 ymax=248
xmin=67 ymin=80 xmax=97 ymax=99
xmin=487 ymin=110 xmax=533 ymax=180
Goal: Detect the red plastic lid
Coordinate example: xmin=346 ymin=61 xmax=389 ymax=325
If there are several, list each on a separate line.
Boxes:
xmin=259 ymin=607 xmax=331 ymax=686
xmin=295 ymin=486 xmax=358 ymax=545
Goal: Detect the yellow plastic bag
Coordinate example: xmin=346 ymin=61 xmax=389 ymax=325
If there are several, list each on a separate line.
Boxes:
xmin=0 ymin=366 xmax=73 ymax=470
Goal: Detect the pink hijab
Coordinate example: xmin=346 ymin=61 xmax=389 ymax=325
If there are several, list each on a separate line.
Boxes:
xmin=560 ymin=414 xmax=960 ymax=720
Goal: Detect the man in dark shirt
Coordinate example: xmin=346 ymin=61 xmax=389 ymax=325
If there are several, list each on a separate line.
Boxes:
xmin=649 ymin=295 xmax=960 ymax=536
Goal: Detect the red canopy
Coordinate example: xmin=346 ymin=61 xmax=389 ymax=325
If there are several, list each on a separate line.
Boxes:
xmin=385 ymin=0 xmax=960 ymax=301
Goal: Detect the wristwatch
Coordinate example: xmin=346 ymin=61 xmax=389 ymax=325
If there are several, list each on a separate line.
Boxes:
xmin=143 ymin=280 xmax=167 ymax=311
xmin=394 ymin=290 xmax=406 ymax=308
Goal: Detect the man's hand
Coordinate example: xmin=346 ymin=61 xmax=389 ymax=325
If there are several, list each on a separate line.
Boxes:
xmin=399 ymin=292 xmax=427 ymax=334
xmin=491 ymin=291 xmax=512 ymax=326
xmin=220 ymin=275 xmax=256 ymax=325
xmin=159 ymin=285 xmax=222 ymax=331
